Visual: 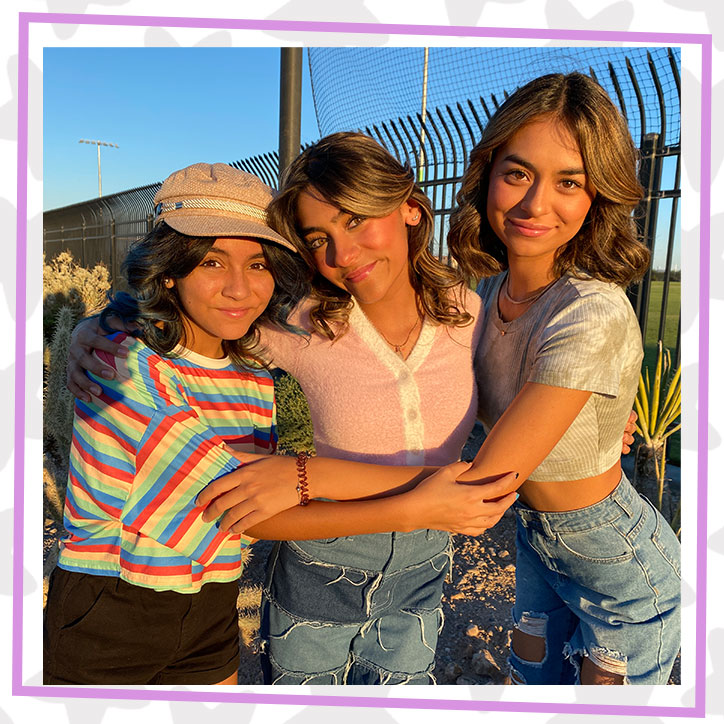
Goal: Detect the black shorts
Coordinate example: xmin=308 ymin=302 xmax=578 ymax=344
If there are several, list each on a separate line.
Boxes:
xmin=43 ymin=567 xmax=241 ymax=685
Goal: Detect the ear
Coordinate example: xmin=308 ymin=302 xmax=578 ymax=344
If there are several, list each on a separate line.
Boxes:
xmin=402 ymin=200 xmax=422 ymax=226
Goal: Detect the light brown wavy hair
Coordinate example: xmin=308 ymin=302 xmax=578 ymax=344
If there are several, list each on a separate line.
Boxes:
xmin=267 ymin=132 xmax=471 ymax=339
xmin=448 ymin=72 xmax=650 ymax=285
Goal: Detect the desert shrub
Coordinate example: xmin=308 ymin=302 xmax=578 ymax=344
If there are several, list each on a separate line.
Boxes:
xmin=272 ymin=370 xmax=315 ymax=455
xmin=43 ymin=251 xmax=110 ymax=343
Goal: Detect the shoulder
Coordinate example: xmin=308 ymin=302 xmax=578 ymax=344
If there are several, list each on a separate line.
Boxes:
xmin=448 ymin=282 xmax=481 ymax=316
xmin=475 ymin=273 xmax=505 ymax=309
xmin=553 ymin=276 xmax=636 ymax=324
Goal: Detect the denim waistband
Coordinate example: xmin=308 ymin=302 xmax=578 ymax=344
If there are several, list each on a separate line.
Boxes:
xmin=514 ymin=472 xmax=644 ymax=535
xmin=286 ymin=529 xmax=450 ymax=572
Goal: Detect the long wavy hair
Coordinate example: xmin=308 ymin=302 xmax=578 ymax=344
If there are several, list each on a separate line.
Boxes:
xmin=100 ymin=221 xmax=309 ymax=369
xmin=448 ymin=72 xmax=650 ymax=285
xmin=267 ymin=132 xmax=471 ymax=339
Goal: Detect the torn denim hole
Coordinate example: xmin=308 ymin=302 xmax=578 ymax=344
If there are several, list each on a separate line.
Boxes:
xmin=510 ymin=610 xmax=548 ymax=667
xmin=563 ymin=642 xmax=629 ymax=684
xmin=508 ymin=662 xmax=526 ymax=684
xmin=266 ymin=617 xmax=353 ymax=642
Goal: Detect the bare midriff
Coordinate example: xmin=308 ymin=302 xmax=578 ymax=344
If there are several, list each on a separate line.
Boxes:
xmin=517 ymin=461 xmax=622 ymax=512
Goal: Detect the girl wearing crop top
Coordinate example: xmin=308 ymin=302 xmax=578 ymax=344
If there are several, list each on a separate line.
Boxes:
xmin=446 ymin=73 xmax=680 ymax=685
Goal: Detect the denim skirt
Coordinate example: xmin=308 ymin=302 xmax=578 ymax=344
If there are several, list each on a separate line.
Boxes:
xmin=511 ymin=472 xmax=681 ymax=684
xmin=260 ymin=528 xmax=452 ymax=684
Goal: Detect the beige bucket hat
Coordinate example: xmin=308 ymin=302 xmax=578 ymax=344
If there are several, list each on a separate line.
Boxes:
xmin=153 ymin=163 xmax=296 ymax=252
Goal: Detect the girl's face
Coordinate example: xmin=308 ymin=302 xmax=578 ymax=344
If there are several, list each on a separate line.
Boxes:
xmin=171 ymin=237 xmax=275 ymax=358
xmin=295 ymin=187 xmax=420 ymax=307
xmin=486 ymin=116 xmax=596 ymax=270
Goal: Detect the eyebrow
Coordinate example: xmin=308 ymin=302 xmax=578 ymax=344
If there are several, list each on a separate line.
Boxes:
xmin=299 ymin=209 xmax=349 ymax=236
xmin=502 ymin=153 xmax=586 ymax=176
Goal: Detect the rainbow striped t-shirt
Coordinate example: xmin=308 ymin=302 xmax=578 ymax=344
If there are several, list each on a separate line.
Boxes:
xmin=58 ymin=333 xmax=276 ymax=593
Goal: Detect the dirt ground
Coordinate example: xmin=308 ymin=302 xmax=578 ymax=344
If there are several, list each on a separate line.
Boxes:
xmin=43 ymin=502 xmax=679 ymax=686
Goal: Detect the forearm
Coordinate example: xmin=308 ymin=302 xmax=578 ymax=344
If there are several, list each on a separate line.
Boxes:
xmin=305 ymin=457 xmax=437 ymax=500
xmin=457 ymin=382 xmax=591 ymax=486
xmin=245 ymin=496 xmax=416 ymax=540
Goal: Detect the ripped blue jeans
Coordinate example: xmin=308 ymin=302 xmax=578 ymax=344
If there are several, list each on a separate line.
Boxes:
xmin=510 ymin=473 xmax=681 ymax=685
xmin=260 ymin=529 xmax=452 ymax=685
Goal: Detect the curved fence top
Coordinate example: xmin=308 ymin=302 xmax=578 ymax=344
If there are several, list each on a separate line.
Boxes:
xmin=309 ymin=46 xmax=680 ymax=171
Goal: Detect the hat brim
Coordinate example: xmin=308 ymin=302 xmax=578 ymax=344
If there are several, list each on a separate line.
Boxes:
xmin=161 ymin=213 xmax=298 ymax=253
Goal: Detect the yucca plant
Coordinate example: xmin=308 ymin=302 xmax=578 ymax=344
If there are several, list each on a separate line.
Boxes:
xmin=633 ymin=341 xmax=681 ymax=533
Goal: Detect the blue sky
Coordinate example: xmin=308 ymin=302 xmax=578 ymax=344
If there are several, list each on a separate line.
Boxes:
xmin=43 ymin=47 xmax=319 ymax=210
xmin=43 ymin=46 xmax=679 ymax=270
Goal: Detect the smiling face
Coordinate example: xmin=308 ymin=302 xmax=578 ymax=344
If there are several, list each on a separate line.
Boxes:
xmin=486 ymin=116 xmax=596 ymax=272
xmin=295 ymin=188 xmax=420 ymax=307
xmin=171 ymin=237 xmax=275 ymax=358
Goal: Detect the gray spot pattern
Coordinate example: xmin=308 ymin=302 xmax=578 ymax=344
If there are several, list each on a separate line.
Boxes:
xmin=0 ymin=508 xmax=36 ymax=597
xmin=263 ymin=0 xmax=389 ymax=45
xmin=143 ymin=28 xmax=234 ymax=46
xmin=661 ymin=0 xmax=724 ymax=50
xmin=46 ymin=0 xmax=132 ymax=40
xmin=545 ymin=0 xmax=634 ymax=31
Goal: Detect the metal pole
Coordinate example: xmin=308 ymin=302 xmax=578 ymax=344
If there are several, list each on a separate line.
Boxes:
xmin=278 ymin=47 xmax=303 ymax=182
xmin=97 ymin=143 xmax=102 ymax=197
xmin=418 ymin=47 xmax=429 ymax=182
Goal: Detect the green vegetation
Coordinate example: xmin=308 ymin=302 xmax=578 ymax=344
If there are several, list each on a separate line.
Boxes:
xmin=43 ymin=251 xmax=111 ymax=529
xmin=642 ymin=280 xmax=681 ymax=464
xmin=633 ymin=341 xmax=681 ymax=536
xmin=271 ymin=369 xmax=315 ymax=456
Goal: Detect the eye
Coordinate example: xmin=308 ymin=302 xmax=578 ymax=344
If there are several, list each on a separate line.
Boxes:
xmin=347 ymin=215 xmax=364 ymax=229
xmin=503 ymin=168 xmax=529 ymax=183
xmin=560 ymin=178 xmax=584 ymax=190
xmin=304 ymin=235 xmax=328 ymax=251
xmin=249 ymin=260 xmax=270 ymax=271
xmin=199 ymin=257 xmax=222 ymax=268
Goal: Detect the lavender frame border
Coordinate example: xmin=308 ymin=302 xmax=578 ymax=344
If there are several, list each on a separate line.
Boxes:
xmin=15 ymin=12 xmax=711 ymax=717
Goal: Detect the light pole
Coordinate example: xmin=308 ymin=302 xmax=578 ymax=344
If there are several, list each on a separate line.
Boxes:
xmin=78 ymin=139 xmax=119 ymax=197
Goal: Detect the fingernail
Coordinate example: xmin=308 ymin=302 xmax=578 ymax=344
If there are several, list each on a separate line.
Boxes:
xmin=117 ymin=348 xmax=128 ymax=357
xmin=101 ymin=370 xmax=113 ymax=379
xmin=90 ymin=385 xmax=102 ymax=396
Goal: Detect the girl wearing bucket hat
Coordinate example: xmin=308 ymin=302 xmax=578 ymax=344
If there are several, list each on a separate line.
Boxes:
xmin=48 ymin=162 xmax=515 ymax=686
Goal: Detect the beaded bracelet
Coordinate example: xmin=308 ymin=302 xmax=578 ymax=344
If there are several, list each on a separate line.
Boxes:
xmin=296 ymin=452 xmax=310 ymax=506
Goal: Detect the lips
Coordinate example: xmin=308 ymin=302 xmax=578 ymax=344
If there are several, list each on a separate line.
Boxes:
xmin=216 ymin=308 xmax=251 ymax=318
xmin=506 ymin=219 xmax=554 ymax=237
xmin=344 ymin=262 xmax=377 ymax=284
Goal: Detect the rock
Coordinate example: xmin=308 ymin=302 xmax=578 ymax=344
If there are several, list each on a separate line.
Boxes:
xmin=456 ymin=674 xmax=485 ymax=685
xmin=444 ymin=662 xmax=462 ymax=679
xmin=498 ymin=549 xmax=510 ymax=559
xmin=471 ymin=648 xmax=505 ymax=683
xmin=465 ymin=623 xmax=480 ymax=637
xmin=450 ymin=592 xmax=465 ymax=601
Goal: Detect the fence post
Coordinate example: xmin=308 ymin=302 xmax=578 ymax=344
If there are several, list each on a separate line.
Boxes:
xmin=110 ymin=218 xmax=117 ymax=290
xmin=630 ymin=131 xmax=661 ymax=340
xmin=278 ymin=47 xmax=303 ymax=180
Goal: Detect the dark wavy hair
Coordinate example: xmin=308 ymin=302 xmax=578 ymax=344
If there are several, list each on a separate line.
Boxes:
xmin=448 ymin=72 xmax=650 ymax=285
xmin=267 ymin=132 xmax=471 ymax=339
xmin=101 ymin=221 xmax=309 ymax=369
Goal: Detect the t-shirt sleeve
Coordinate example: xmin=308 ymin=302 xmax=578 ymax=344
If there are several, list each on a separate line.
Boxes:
xmin=257 ymin=301 xmax=312 ymax=374
xmin=529 ymin=292 xmax=629 ymax=397
xmin=103 ymin=343 xmax=250 ymax=565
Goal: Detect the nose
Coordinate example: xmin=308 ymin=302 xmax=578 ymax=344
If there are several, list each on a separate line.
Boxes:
xmin=327 ymin=233 xmax=360 ymax=269
xmin=222 ymin=268 xmax=252 ymax=300
xmin=519 ymin=179 xmax=552 ymax=217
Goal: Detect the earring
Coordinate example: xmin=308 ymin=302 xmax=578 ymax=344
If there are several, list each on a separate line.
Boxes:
xmin=163 ymin=277 xmax=173 ymax=288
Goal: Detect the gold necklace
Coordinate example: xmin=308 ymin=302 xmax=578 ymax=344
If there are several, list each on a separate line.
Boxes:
xmin=378 ymin=315 xmax=422 ymax=357
xmin=502 ymin=273 xmax=558 ymax=305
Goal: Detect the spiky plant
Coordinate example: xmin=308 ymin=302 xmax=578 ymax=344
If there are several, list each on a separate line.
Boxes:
xmin=633 ymin=341 xmax=681 ymax=530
